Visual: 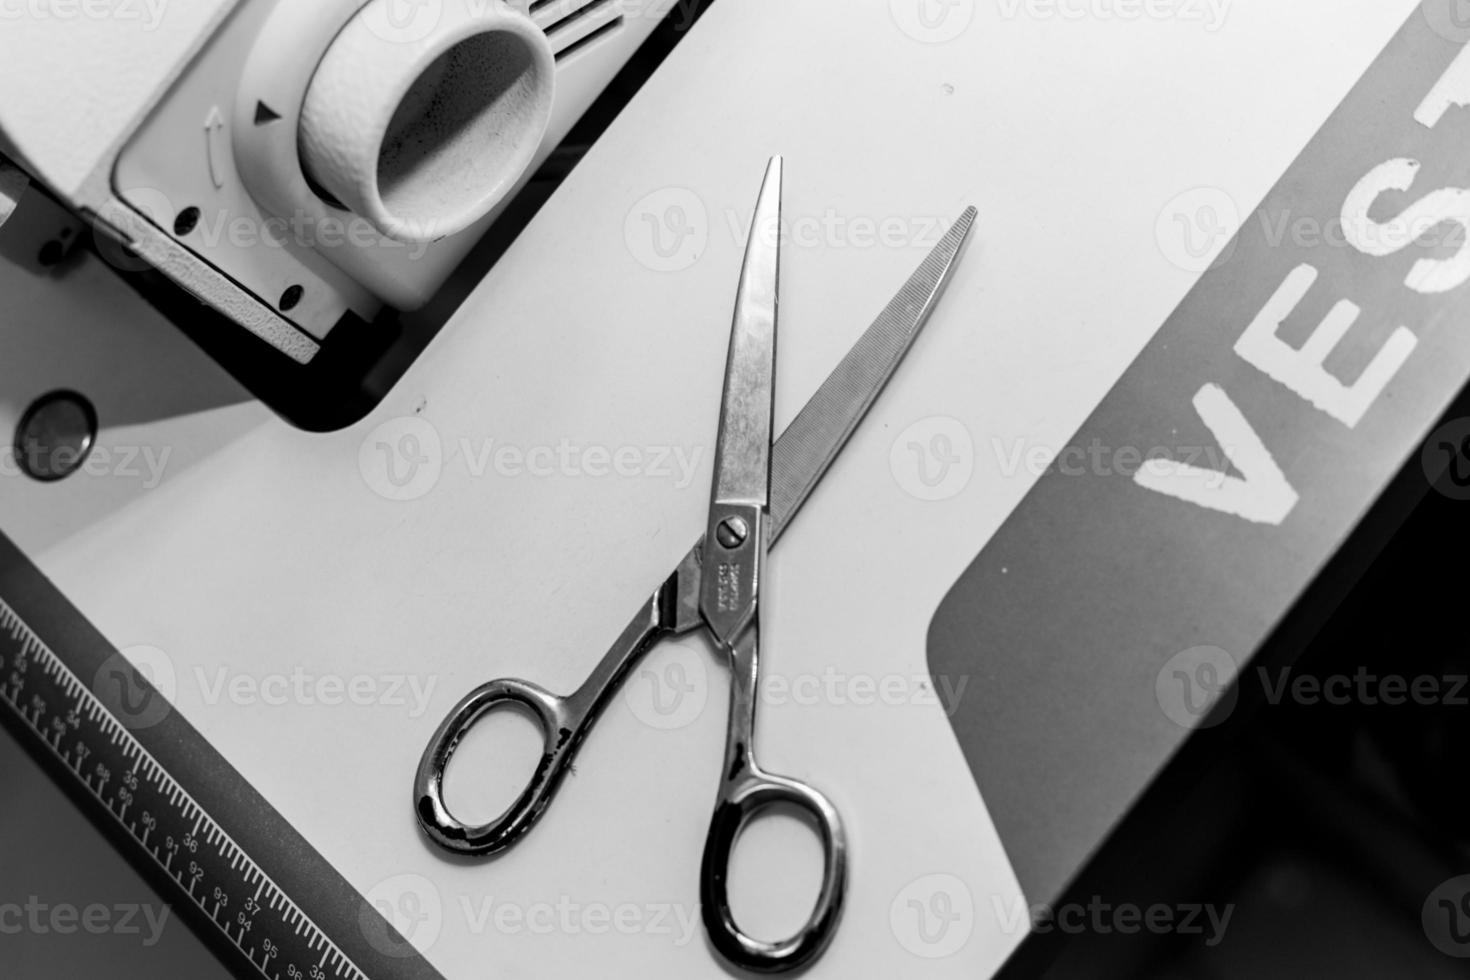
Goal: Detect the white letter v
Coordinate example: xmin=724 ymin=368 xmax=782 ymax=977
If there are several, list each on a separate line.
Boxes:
xmin=1133 ymin=384 xmax=1298 ymax=525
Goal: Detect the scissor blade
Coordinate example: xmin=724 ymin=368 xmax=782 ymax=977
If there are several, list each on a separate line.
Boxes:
xmin=710 ymin=156 xmax=782 ymax=512
xmin=672 ymin=204 xmax=976 ymax=637
xmin=768 ymin=205 xmax=977 ymax=544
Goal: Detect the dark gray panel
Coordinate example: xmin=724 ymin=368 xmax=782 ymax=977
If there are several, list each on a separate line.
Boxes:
xmin=930 ymin=4 xmax=1470 ymax=906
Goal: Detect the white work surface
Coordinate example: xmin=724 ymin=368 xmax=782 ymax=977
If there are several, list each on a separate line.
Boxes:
xmin=0 ymin=0 xmax=1422 ymax=976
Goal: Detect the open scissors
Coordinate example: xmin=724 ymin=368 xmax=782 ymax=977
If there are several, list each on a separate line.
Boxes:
xmin=415 ymin=157 xmax=975 ymax=973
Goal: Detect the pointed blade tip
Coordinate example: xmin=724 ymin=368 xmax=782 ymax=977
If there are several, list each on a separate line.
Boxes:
xmin=745 ymin=156 xmax=784 ymax=246
xmin=955 ymin=205 xmax=978 ymax=237
xmin=760 ymin=157 xmax=783 ymax=205
xmin=931 ymin=205 xmax=978 ymax=268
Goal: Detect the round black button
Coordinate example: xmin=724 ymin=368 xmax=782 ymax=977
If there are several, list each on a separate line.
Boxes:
xmin=14 ymin=390 xmax=98 ymax=482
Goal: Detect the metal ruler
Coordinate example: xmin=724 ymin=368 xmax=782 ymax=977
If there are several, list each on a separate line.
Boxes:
xmin=0 ymin=532 xmax=443 ymax=980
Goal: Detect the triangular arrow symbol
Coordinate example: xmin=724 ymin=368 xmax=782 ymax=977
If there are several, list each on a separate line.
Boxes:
xmin=254 ymin=102 xmax=282 ymax=126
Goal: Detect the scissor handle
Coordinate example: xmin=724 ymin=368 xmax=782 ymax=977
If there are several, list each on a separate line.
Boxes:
xmin=699 ymin=763 xmax=848 ymax=973
xmin=414 ymin=589 xmax=673 ymax=856
xmin=698 ymin=624 xmax=848 ymax=973
xmin=414 ymin=677 xmax=576 ymax=855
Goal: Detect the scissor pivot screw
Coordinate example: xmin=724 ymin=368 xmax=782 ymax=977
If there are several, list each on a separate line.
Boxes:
xmin=716 ymin=517 xmax=749 ymax=549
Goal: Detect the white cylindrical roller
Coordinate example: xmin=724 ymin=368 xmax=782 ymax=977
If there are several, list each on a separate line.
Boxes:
xmin=298 ymin=0 xmax=555 ymax=244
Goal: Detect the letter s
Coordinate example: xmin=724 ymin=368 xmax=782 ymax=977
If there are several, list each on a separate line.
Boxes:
xmin=1341 ymin=158 xmax=1470 ymax=295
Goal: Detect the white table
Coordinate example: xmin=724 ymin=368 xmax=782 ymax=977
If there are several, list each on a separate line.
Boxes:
xmin=0 ymin=1 xmax=1424 ymax=976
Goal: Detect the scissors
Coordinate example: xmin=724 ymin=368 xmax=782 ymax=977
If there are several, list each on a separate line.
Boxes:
xmin=415 ymin=157 xmax=976 ymax=973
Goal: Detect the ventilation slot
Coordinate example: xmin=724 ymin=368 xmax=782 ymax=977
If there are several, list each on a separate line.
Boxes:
xmin=530 ymin=0 xmax=624 ymax=60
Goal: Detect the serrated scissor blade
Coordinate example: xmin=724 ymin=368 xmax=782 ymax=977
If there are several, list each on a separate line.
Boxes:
xmin=768 ymin=205 xmax=977 ymax=544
